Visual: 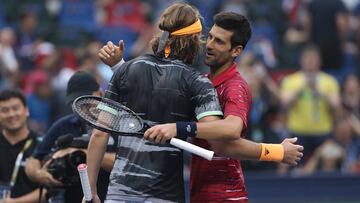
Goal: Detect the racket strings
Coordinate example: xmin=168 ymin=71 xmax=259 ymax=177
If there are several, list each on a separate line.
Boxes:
xmin=75 ymin=98 xmax=143 ymax=133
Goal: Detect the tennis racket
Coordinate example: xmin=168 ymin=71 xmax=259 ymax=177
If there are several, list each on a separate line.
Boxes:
xmin=72 ymin=95 xmax=214 ymax=160
xmin=77 ymin=164 xmax=93 ymax=203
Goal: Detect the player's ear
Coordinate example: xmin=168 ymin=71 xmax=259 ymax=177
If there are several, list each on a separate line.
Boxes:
xmin=231 ymin=45 xmax=243 ymax=58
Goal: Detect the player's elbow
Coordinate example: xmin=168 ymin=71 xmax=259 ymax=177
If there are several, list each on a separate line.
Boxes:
xmin=223 ymin=125 xmax=242 ymax=140
xmin=222 ymin=116 xmax=242 ymax=140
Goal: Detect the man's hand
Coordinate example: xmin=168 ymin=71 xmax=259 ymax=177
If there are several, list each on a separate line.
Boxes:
xmin=144 ymin=123 xmax=177 ymax=144
xmin=35 ymin=159 xmax=63 ymax=187
xmin=98 ymin=40 xmax=124 ymax=67
xmin=82 ymin=194 xmax=101 ymax=203
xmin=33 ymin=148 xmax=84 ymax=187
xmin=281 ymin=137 xmax=304 ymax=165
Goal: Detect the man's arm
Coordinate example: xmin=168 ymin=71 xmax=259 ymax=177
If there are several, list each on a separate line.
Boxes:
xmin=280 ymin=87 xmax=304 ymax=108
xmin=318 ymin=88 xmax=340 ymax=110
xmin=196 ymin=115 xmax=242 ymax=140
xmin=87 ymin=129 xmax=109 ymax=202
xmin=198 ymin=116 xmax=261 ymax=160
xmin=210 ymin=136 xmax=303 ymax=165
xmin=199 ymin=116 xmax=302 ymax=165
xmin=144 ymin=115 xmax=242 ymax=143
xmin=25 ymin=157 xmax=63 ymax=187
xmin=144 ymin=115 xmax=303 ymax=165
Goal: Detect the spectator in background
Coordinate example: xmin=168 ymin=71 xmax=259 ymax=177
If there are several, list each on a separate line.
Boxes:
xmin=340 ymin=74 xmax=360 ymax=141
xmin=26 ymin=71 xmax=54 ymax=134
xmin=307 ymin=0 xmax=350 ymax=71
xmin=346 ymin=138 xmax=360 ymax=173
xmin=33 ymin=41 xmax=56 ymax=72
xmin=101 ymin=0 xmax=148 ymax=31
xmin=0 ymin=27 xmax=19 ymax=89
xmin=0 ymin=89 xmax=43 ymax=203
xmin=341 ymin=74 xmax=360 ymax=119
xmin=285 ymin=0 xmax=350 ymax=74
xmin=190 ymin=0 xmax=222 ymax=29
xmin=300 ymin=120 xmax=345 ymax=175
xmin=15 ymin=12 xmax=40 ymax=72
xmin=41 ymin=49 xmax=74 ymax=95
xmin=355 ymin=2 xmax=360 ymax=66
xmin=76 ymin=51 xmax=105 ymax=89
xmin=280 ymin=44 xmax=340 ymax=166
xmin=82 ymin=40 xmax=113 ymax=87
xmin=220 ymin=0 xmax=248 ymax=16
xmin=300 ymin=119 xmax=359 ymax=175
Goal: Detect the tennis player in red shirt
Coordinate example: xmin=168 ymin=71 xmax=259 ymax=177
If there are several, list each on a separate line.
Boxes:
xmin=144 ymin=12 xmax=303 ymax=203
xmin=189 ymin=12 xmax=256 ymax=202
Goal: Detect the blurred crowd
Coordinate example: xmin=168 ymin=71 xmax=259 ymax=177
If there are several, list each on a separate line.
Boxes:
xmin=0 ymin=0 xmax=360 ymax=177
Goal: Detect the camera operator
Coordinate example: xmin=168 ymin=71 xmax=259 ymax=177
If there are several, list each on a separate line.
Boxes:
xmin=25 ymin=71 xmax=116 ymax=203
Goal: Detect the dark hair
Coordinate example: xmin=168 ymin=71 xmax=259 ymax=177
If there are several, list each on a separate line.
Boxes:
xmin=151 ymin=3 xmax=202 ymax=64
xmin=0 ymin=89 xmax=27 ymax=107
xmin=213 ymin=12 xmax=252 ymax=49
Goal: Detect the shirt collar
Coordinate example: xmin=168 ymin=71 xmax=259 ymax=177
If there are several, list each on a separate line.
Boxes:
xmin=211 ymin=63 xmax=238 ymax=87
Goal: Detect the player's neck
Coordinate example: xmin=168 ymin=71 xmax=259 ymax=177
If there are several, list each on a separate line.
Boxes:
xmin=209 ymin=60 xmax=234 ymax=79
xmin=2 ymin=126 xmax=29 ymax=145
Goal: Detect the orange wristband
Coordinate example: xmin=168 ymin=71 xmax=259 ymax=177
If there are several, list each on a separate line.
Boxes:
xmin=259 ymin=143 xmax=284 ymax=161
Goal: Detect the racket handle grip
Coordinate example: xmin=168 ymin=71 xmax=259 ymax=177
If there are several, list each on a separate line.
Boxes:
xmin=170 ymin=138 xmax=214 ymax=160
xmin=77 ymin=164 xmax=93 ymax=203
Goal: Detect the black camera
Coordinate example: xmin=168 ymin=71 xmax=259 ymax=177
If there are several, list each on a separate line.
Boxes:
xmin=47 ymin=150 xmax=86 ymax=186
xmin=46 ymin=134 xmax=88 ymax=187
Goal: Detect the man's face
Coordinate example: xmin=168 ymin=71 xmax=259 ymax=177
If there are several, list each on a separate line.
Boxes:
xmin=205 ymin=25 xmax=234 ymax=68
xmin=0 ymin=98 xmax=28 ymax=133
xmin=301 ymin=49 xmax=321 ymax=73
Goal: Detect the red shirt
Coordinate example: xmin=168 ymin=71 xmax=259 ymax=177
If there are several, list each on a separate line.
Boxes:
xmin=190 ymin=63 xmax=252 ymax=203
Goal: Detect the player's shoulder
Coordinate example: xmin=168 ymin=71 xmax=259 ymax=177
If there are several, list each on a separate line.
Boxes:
xmin=220 ymin=74 xmax=251 ymax=97
xmin=227 ymin=73 xmax=250 ymax=89
xmin=131 ymin=54 xmax=193 ymax=71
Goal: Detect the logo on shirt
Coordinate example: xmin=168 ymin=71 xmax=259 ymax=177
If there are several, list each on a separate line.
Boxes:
xmin=186 ymin=125 xmax=191 ymax=132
